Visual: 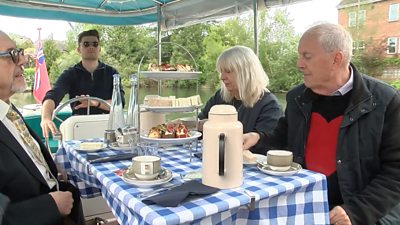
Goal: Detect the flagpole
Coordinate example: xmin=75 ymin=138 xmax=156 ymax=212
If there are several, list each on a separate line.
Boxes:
xmin=37 ymin=27 xmax=41 ymax=49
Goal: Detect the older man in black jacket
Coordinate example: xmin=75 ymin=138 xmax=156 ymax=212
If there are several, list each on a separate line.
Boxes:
xmin=244 ymin=23 xmax=400 ymax=225
xmin=0 ymin=30 xmax=84 ymax=225
xmin=0 ymin=194 xmax=9 ymax=224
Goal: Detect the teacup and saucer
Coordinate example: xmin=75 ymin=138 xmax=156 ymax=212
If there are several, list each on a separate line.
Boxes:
xmin=257 ymin=150 xmax=302 ymax=176
xmin=266 ymin=150 xmax=293 ymax=171
xmin=130 ymin=155 xmax=161 ymax=180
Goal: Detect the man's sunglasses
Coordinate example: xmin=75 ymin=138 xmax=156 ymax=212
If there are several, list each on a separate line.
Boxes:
xmin=0 ymin=48 xmax=24 ymax=64
xmin=82 ymin=41 xmax=99 ymax=48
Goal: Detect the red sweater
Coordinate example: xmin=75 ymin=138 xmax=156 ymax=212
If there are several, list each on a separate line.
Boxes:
xmin=304 ymin=91 xmax=352 ymax=209
xmin=306 ymin=113 xmax=342 ymax=176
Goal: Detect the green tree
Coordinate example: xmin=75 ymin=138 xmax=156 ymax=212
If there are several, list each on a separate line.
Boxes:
xmin=49 ymin=50 xmax=80 ymax=84
xmin=101 ymin=25 xmax=154 ymax=86
xmin=9 ymin=34 xmax=34 ymax=49
xmin=24 ymin=67 xmax=35 ymax=88
xmin=200 ymin=17 xmax=254 ymax=88
xmin=168 ymin=23 xmax=211 ymax=87
xmin=43 ymin=39 xmax=62 ymax=80
xmin=48 ymin=12 xmax=302 ymax=93
xmin=200 ymin=31 xmax=226 ymax=87
xmin=259 ymin=9 xmax=302 ymax=92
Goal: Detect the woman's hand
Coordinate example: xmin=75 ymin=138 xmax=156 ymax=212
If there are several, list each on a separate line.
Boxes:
xmin=243 ymin=132 xmax=260 ymax=150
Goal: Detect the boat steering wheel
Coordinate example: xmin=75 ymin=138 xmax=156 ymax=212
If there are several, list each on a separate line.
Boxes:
xmin=52 ymin=96 xmax=111 ymax=123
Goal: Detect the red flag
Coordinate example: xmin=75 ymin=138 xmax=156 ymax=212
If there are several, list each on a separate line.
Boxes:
xmin=33 ymin=30 xmax=51 ymax=104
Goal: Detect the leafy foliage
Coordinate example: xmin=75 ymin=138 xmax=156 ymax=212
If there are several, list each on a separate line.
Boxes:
xmin=258 ymin=10 xmax=302 ymax=92
xmin=49 ymin=50 xmax=80 ymax=83
xmin=23 ymin=67 xmax=35 ymax=88
xmin=43 ymin=39 xmax=62 ymax=80
xmin=352 ymin=39 xmax=386 ymax=77
xmin=101 ymin=25 xmax=154 ymax=86
xmin=390 ymin=80 xmax=400 ymax=89
xmin=22 ymin=9 xmax=319 ymax=92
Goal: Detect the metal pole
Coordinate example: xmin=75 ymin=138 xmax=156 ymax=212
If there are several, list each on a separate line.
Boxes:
xmin=253 ymin=0 xmax=259 ymax=56
xmin=356 ymin=0 xmax=360 ymax=50
xmin=157 ymin=4 xmax=162 ymax=95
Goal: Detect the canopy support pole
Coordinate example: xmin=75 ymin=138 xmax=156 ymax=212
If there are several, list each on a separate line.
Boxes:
xmin=157 ymin=4 xmax=162 ymax=95
xmin=253 ymin=0 xmax=259 ymax=56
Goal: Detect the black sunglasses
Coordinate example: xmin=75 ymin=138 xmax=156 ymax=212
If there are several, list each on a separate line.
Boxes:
xmin=0 ymin=48 xmax=24 ymax=64
xmin=82 ymin=41 xmax=99 ymax=48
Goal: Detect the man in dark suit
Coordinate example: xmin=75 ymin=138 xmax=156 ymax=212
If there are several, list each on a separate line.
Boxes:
xmin=0 ymin=30 xmax=84 ymax=225
xmin=0 ymin=193 xmax=9 ymax=224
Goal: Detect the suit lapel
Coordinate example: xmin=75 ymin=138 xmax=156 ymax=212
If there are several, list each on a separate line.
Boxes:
xmin=12 ymin=105 xmax=58 ymax=176
xmin=0 ymin=122 xmax=49 ymax=187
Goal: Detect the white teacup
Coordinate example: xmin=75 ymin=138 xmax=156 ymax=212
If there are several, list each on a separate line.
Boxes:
xmin=117 ymin=135 xmax=130 ymax=146
xmin=117 ymin=132 xmax=138 ymax=147
xmin=131 ymin=155 xmax=161 ymax=180
xmin=267 ymin=150 xmax=293 ymax=171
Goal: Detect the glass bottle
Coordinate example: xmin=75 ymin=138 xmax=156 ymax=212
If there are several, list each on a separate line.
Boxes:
xmin=126 ymin=74 xmax=138 ymax=129
xmin=107 ymin=74 xmax=125 ymax=130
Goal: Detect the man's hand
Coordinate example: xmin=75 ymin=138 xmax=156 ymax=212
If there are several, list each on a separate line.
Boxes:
xmin=41 ymin=99 xmax=58 ymax=138
xmin=243 ymin=132 xmax=260 ymax=150
xmin=40 ymin=118 xmax=58 ymax=138
xmin=330 ymin=206 xmax=352 ymax=225
xmin=74 ymin=95 xmax=99 ymax=110
xmin=49 ymin=191 xmax=74 ymax=216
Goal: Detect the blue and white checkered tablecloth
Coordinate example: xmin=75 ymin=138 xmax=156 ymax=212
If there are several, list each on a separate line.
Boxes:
xmin=55 ymin=140 xmax=329 ymax=225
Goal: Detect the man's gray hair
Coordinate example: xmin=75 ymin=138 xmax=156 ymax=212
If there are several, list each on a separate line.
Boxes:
xmin=305 ymin=23 xmax=353 ymax=65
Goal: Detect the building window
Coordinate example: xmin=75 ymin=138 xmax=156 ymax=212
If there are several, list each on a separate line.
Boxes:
xmin=389 ymin=3 xmax=399 ymax=22
xmin=348 ymin=10 xmax=366 ymax=27
xmin=349 ymin=11 xmax=357 ymax=27
xmin=358 ymin=10 xmax=366 ymax=25
xmin=387 ymin=37 xmax=397 ymax=54
xmin=353 ymin=40 xmax=365 ymax=50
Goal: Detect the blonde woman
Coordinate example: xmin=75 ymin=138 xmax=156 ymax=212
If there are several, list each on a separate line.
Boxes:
xmin=198 ymin=45 xmax=283 ymax=154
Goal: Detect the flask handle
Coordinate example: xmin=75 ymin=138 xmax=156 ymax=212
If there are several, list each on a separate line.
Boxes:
xmin=218 ymin=133 xmax=225 ymax=176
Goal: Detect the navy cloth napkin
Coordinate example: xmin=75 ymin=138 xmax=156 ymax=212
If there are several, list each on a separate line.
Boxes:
xmin=142 ymin=180 xmax=219 ymax=207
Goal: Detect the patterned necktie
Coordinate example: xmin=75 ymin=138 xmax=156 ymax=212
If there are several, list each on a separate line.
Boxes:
xmin=6 ymin=107 xmax=49 ymax=170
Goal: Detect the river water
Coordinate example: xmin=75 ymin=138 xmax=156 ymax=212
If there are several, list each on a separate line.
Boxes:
xmin=10 ymin=87 xmax=286 ymax=118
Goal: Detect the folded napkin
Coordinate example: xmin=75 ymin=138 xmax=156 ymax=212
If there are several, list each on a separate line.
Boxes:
xmin=142 ymin=180 xmax=219 ymax=207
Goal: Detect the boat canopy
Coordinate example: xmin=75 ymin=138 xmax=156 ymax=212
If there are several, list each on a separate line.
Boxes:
xmin=0 ymin=0 xmax=309 ymax=29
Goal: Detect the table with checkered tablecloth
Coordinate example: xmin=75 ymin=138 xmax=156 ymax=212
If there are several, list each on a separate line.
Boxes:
xmin=54 ymin=140 xmax=329 ymax=225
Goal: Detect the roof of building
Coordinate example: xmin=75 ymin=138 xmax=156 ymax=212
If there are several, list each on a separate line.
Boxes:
xmin=338 ymin=0 xmax=384 ymax=9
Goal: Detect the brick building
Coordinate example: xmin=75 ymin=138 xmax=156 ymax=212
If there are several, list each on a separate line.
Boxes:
xmin=338 ymin=0 xmax=400 ymax=78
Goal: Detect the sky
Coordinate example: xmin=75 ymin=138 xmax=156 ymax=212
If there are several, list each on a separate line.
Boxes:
xmin=0 ymin=0 xmax=341 ymax=42
xmin=285 ymin=0 xmax=341 ymax=33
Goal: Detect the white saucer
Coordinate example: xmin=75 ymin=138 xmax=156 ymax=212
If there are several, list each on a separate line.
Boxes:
xmin=109 ymin=142 xmax=131 ymax=151
xmin=257 ymin=162 xmax=302 ymax=176
xmin=243 ymin=154 xmax=267 ymax=165
xmin=121 ymin=168 xmax=173 ymax=187
xmin=75 ymin=142 xmax=107 ymax=152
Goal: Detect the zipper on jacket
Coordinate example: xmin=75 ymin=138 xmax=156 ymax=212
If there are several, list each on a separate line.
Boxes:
xmin=91 ymin=73 xmax=94 ymax=80
xmin=295 ymin=97 xmax=310 ymax=162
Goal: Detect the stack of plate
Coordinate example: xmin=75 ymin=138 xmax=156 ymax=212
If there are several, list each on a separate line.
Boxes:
xmin=121 ymin=168 xmax=173 ymax=187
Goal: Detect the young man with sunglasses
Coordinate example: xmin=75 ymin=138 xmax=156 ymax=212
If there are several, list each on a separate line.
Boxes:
xmin=0 ymin=30 xmax=84 ymax=225
xmin=41 ymin=29 xmax=125 ymax=138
